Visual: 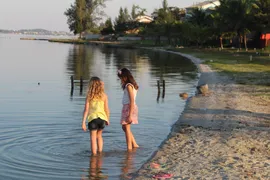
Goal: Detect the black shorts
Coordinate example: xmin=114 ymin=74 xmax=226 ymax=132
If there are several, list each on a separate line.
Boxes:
xmin=88 ymin=118 xmax=106 ymax=131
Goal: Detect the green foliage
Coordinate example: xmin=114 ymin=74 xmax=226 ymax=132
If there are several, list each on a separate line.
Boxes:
xmin=131 ymin=4 xmax=147 ymax=20
xmin=105 ymin=18 xmax=113 ymax=27
xmin=114 ymin=7 xmax=133 ymax=33
xmin=252 ymin=0 xmax=270 ymax=32
xmin=100 ymin=18 xmax=115 ymax=35
xmin=131 ymin=5 xmax=137 ymax=20
xmin=64 ymin=0 xmax=107 ymax=36
xmin=64 ymin=4 xmax=77 ymax=34
xmin=64 ymin=0 xmax=270 ymax=49
xmin=141 ymin=0 xmax=270 ymax=48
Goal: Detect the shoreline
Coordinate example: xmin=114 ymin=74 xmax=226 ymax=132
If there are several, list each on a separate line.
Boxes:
xmin=131 ymin=49 xmax=270 ymax=179
xmin=45 ymin=39 xmax=270 ymax=178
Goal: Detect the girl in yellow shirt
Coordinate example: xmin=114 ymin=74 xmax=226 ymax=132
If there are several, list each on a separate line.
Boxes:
xmin=82 ymin=77 xmax=110 ymax=156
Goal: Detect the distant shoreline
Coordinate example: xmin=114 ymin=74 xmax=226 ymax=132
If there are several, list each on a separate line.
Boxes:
xmin=0 ymin=29 xmax=72 ymax=36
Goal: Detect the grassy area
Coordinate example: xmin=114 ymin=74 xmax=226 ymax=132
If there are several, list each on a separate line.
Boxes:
xmin=166 ymin=48 xmax=270 ymax=86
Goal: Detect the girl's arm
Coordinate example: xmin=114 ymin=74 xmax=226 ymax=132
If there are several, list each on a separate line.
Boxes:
xmin=127 ymin=85 xmax=135 ymax=120
xmin=104 ymin=94 xmax=110 ymax=125
xmin=82 ymin=97 xmax=90 ymax=131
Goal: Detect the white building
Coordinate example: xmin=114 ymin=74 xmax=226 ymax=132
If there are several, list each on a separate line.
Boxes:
xmin=186 ymin=0 xmax=220 ymax=13
xmin=135 ymin=15 xmax=154 ymax=24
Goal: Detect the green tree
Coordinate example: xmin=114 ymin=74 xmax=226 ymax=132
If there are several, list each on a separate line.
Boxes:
xmin=100 ymin=18 xmax=115 ymax=35
xmin=150 ymin=0 xmax=176 ymax=44
xmin=114 ymin=7 xmax=132 ymax=33
xmin=64 ymin=0 xmax=85 ymax=37
xmin=152 ymin=0 xmax=174 ymax=24
xmin=123 ymin=7 xmax=131 ymax=22
xmin=168 ymin=7 xmax=183 ymax=21
xmin=64 ymin=0 xmax=107 ymax=37
xmin=131 ymin=4 xmax=147 ymax=20
xmin=162 ymin=0 xmax=168 ymax=11
xmin=76 ymin=0 xmax=86 ymax=38
xmin=253 ymin=0 xmax=270 ymax=31
xmin=252 ymin=0 xmax=270 ymax=47
xmin=185 ymin=8 xmax=214 ymax=47
xmin=131 ymin=5 xmax=139 ymax=20
xmin=209 ymin=12 xmax=230 ymax=49
xmin=115 ymin=7 xmax=130 ymax=24
xmin=64 ymin=4 xmax=77 ymax=34
xmin=188 ymin=8 xmax=208 ymax=27
xmin=217 ymin=0 xmax=254 ymax=50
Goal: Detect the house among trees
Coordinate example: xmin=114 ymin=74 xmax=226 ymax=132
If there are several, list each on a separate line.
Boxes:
xmin=135 ymin=15 xmax=154 ymax=23
xmin=124 ymin=15 xmax=153 ymax=34
xmin=186 ymin=0 xmax=220 ymax=13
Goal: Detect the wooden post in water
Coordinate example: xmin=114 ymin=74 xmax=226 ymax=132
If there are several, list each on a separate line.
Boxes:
xmin=157 ymin=80 xmax=161 ymax=101
xmin=162 ymin=80 xmax=166 ymax=99
xmin=80 ymin=76 xmax=83 ymax=94
xmin=70 ymin=76 xmax=74 ymax=96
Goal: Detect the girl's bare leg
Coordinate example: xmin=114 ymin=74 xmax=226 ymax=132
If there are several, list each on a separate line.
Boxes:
xmin=130 ymin=131 xmax=139 ymax=148
xmin=97 ymin=130 xmax=103 ymax=153
xmin=122 ymin=125 xmax=139 ymax=149
xmin=123 ymin=124 xmax=132 ymax=150
xmin=90 ymin=130 xmax=97 ymax=155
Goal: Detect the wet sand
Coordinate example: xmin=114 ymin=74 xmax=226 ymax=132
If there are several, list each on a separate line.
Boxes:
xmin=132 ymin=50 xmax=270 ymax=179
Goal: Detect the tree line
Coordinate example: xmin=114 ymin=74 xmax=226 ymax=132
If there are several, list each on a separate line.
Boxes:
xmin=65 ymin=0 xmax=270 ymax=49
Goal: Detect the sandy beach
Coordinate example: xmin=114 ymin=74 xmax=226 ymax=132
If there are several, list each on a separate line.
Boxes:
xmin=132 ymin=50 xmax=270 ymax=179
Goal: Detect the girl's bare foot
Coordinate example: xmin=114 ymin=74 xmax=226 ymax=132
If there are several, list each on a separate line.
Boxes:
xmin=133 ymin=144 xmax=139 ymax=148
xmin=91 ymin=153 xmax=97 ymax=156
xmin=98 ymin=151 xmax=103 ymax=155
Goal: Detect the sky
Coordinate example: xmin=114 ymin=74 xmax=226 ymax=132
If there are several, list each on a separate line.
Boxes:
xmin=0 ymin=0 xmax=205 ymax=32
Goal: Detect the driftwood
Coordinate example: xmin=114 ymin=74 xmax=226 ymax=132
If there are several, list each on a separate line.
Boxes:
xmin=179 ymin=93 xmax=188 ymax=100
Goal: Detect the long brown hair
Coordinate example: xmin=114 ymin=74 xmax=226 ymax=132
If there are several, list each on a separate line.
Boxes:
xmin=87 ymin=77 xmax=104 ymax=101
xmin=117 ymin=68 xmax=139 ymax=90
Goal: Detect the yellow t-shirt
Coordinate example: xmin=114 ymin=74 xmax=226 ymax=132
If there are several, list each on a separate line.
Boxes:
xmin=88 ymin=99 xmax=108 ymax=123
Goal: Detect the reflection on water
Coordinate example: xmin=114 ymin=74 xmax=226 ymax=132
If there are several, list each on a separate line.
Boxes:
xmin=120 ymin=149 xmax=137 ymax=180
xmin=81 ymin=150 xmax=137 ymax=180
xmin=81 ymin=155 xmax=108 ymax=180
xmin=89 ymin=155 xmax=107 ymax=180
xmin=66 ymin=45 xmax=93 ymax=81
xmin=0 ymin=36 xmax=198 ymax=180
xmin=66 ymin=45 xmax=197 ymax=94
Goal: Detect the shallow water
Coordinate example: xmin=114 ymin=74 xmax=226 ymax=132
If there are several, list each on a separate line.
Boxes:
xmin=0 ymin=34 xmax=198 ymax=180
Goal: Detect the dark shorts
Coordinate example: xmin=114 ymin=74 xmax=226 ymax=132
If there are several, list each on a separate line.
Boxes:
xmin=88 ymin=118 xmax=106 ymax=131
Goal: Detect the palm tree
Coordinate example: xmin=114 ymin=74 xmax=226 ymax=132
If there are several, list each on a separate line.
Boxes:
xmin=253 ymin=0 xmax=270 ymax=29
xmin=214 ymin=0 xmax=237 ymax=49
xmin=209 ymin=12 xmax=225 ymax=49
xmin=188 ymin=8 xmax=208 ymax=27
xmin=151 ymin=0 xmax=176 ymax=45
xmin=218 ymin=0 xmax=254 ymax=50
xmin=187 ymin=8 xmax=213 ymax=47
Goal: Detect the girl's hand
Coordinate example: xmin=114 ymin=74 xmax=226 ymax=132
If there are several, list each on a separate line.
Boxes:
xmin=106 ymin=121 xmax=110 ymax=126
xmin=82 ymin=123 xmax=87 ymax=132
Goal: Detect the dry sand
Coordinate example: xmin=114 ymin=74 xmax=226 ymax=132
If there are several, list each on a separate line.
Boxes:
xmin=131 ymin=50 xmax=270 ymax=180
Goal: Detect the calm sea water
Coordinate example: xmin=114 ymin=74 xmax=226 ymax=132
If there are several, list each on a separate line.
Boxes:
xmin=0 ymin=34 xmax=198 ymax=180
